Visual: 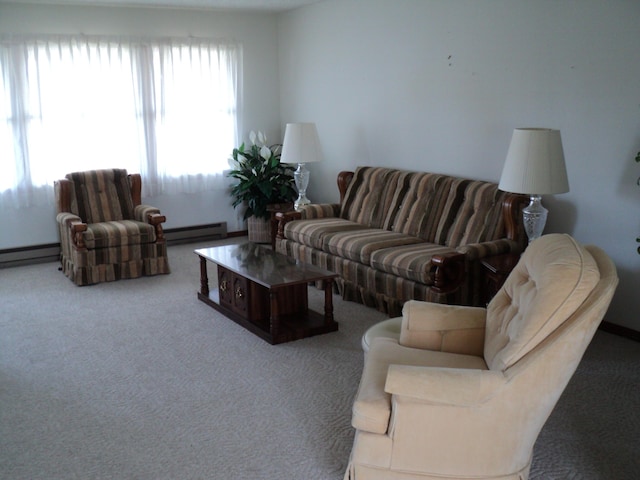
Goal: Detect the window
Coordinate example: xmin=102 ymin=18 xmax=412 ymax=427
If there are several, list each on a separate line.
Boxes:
xmin=0 ymin=35 xmax=241 ymax=207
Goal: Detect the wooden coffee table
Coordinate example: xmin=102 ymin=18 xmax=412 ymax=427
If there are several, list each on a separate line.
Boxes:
xmin=195 ymin=242 xmax=339 ymax=344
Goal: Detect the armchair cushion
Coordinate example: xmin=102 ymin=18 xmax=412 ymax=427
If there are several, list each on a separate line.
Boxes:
xmin=400 ymin=300 xmax=486 ymax=355
xmin=83 ymin=220 xmax=156 ymax=249
xmin=485 ymin=234 xmax=601 ymax=371
xmin=67 ymin=169 xmax=135 ymax=223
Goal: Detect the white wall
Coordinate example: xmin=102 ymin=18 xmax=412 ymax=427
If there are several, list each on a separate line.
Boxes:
xmin=0 ymin=2 xmax=283 ymax=247
xmin=278 ymin=0 xmax=640 ymax=329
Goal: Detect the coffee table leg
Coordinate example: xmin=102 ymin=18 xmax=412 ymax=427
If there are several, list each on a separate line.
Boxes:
xmin=270 ymin=290 xmax=280 ymax=340
xmin=199 ymin=255 xmax=209 ymax=296
xmin=324 ymin=278 xmax=334 ymax=325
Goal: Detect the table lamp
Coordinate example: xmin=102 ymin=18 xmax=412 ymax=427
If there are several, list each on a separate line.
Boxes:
xmin=280 ymin=122 xmax=323 ymax=210
xmin=498 ymin=128 xmax=569 ymax=243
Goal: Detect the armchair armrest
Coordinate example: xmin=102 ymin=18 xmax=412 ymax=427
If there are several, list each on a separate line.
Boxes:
xmin=400 ymin=300 xmax=486 ymax=355
xmin=385 ymin=365 xmax=505 ymax=406
xmin=56 ymin=212 xmax=88 ymax=250
xmin=134 ymin=205 xmax=166 ymax=242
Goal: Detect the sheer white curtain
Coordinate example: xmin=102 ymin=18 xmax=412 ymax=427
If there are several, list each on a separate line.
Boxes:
xmin=0 ymin=35 xmax=240 ymax=207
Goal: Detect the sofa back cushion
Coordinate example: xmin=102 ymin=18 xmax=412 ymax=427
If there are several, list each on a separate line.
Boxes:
xmin=340 ymin=167 xmax=404 ymax=229
xmin=66 ymin=169 xmax=135 ymax=224
xmin=384 ymin=172 xmax=469 ymax=243
xmin=484 ymin=234 xmax=601 ymax=371
xmin=445 ymin=181 xmax=507 ymax=248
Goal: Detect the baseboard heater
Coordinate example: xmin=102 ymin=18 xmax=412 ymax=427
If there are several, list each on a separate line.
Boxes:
xmin=165 ymin=222 xmax=227 ymax=245
xmin=0 ymin=222 xmax=228 ymax=269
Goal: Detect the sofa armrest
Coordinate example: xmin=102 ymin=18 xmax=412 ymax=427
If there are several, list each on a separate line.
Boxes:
xmin=297 ymin=203 xmax=341 ymax=219
xmin=337 ymin=170 xmax=354 ymax=203
xmin=275 ymin=204 xmax=341 ymax=242
xmin=431 ymin=252 xmax=466 ymax=294
xmin=457 ymin=238 xmax=523 ymax=261
xmin=399 ymin=300 xmax=486 ymax=355
xmin=385 ymin=365 xmax=505 ymax=406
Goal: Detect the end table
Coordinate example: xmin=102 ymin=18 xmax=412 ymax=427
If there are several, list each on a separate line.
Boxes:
xmin=481 ymin=253 xmax=520 ymax=305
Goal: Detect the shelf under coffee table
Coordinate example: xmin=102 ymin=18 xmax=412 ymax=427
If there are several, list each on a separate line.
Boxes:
xmin=195 ymin=242 xmax=339 ymax=344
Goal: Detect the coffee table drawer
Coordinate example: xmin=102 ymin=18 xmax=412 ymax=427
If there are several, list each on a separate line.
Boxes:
xmin=218 ymin=265 xmax=269 ymax=322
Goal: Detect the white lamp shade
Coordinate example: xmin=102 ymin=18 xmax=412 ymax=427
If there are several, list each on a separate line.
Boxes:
xmin=280 ymin=123 xmax=322 ymax=165
xmin=499 ymin=128 xmax=569 ymax=195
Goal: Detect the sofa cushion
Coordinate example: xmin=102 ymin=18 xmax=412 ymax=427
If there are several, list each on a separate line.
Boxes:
xmin=340 ymin=167 xmax=405 ymax=228
xmin=283 ymin=218 xmax=369 ymax=250
xmin=383 ymin=172 xmax=468 ymax=243
xmin=352 ymin=337 xmax=487 ymax=434
xmin=369 ymin=242 xmax=459 ymax=284
xmin=82 ymin=220 xmax=157 ymax=249
xmin=484 ymin=234 xmax=601 ymax=371
xmin=445 ymin=181 xmax=507 ymax=247
xmin=324 ymin=229 xmax=424 ymax=265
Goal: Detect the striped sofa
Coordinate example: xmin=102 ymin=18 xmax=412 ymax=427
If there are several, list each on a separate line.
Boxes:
xmin=275 ymin=166 xmax=528 ymax=315
xmin=54 ymin=169 xmax=170 ymax=286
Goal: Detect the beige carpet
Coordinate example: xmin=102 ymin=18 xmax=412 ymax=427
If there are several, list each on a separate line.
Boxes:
xmin=1 ymin=238 xmax=638 ymax=479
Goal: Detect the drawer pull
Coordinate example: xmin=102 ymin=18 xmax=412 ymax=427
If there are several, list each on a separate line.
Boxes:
xmin=235 ymin=287 xmax=244 ymax=299
xmin=220 ymin=280 xmax=228 ymax=292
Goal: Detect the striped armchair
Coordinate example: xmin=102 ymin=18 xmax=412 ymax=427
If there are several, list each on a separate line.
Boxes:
xmin=54 ymin=169 xmax=170 ymax=286
xmin=276 ymin=166 xmax=528 ymax=315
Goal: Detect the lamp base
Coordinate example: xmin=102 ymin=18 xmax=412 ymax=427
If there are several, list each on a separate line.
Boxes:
xmin=294 ymin=163 xmax=311 ymax=211
xmin=523 ymin=195 xmax=548 ymax=243
xmin=294 ymin=194 xmax=311 ymax=211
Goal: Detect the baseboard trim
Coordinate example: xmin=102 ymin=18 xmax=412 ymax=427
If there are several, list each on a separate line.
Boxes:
xmin=0 ymin=243 xmax=60 ymax=268
xmin=599 ymin=321 xmax=640 ymax=343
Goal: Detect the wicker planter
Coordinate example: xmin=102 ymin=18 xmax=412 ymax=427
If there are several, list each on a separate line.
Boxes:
xmin=247 ymin=203 xmax=294 ymax=245
xmin=247 ymin=216 xmax=271 ymax=243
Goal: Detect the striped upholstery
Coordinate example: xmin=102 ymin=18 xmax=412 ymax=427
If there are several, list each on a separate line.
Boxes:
xmin=277 ymin=166 xmax=524 ymax=313
xmin=283 ymin=218 xmax=369 ymax=250
xmin=324 ymin=229 xmax=424 ymax=264
xmin=55 ymin=169 xmax=169 ymax=286
xmin=384 ymin=173 xmax=468 ymax=242
xmin=66 ymin=169 xmax=135 ymax=223
xmin=446 ymin=181 xmax=508 ymax=247
xmin=83 ymin=220 xmax=156 ymax=249
xmin=339 ymin=167 xmax=404 ymax=228
xmin=299 ymin=203 xmax=341 ymax=219
xmin=369 ymin=242 xmax=459 ymax=284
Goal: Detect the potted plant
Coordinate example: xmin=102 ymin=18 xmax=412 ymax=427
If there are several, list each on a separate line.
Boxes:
xmin=228 ymin=131 xmax=297 ymax=243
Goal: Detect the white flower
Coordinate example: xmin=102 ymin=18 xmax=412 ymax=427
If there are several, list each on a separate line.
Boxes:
xmin=249 ymin=131 xmax=257 ymax=145
xmin=260 ymin=145 xmax=272 ymax=161
xmin=258 ymin=131 xmax=266 ymax=145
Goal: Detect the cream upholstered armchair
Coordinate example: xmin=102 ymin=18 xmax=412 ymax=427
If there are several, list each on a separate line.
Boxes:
xmin=55 ymin=169 xmax=170 ymax=286
xmin=345 ymin=233 xmax=618 ymax=480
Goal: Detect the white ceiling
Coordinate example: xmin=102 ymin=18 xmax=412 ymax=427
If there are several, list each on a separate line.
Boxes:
xmin=0 ymin=0 xmax=324 ymax=11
